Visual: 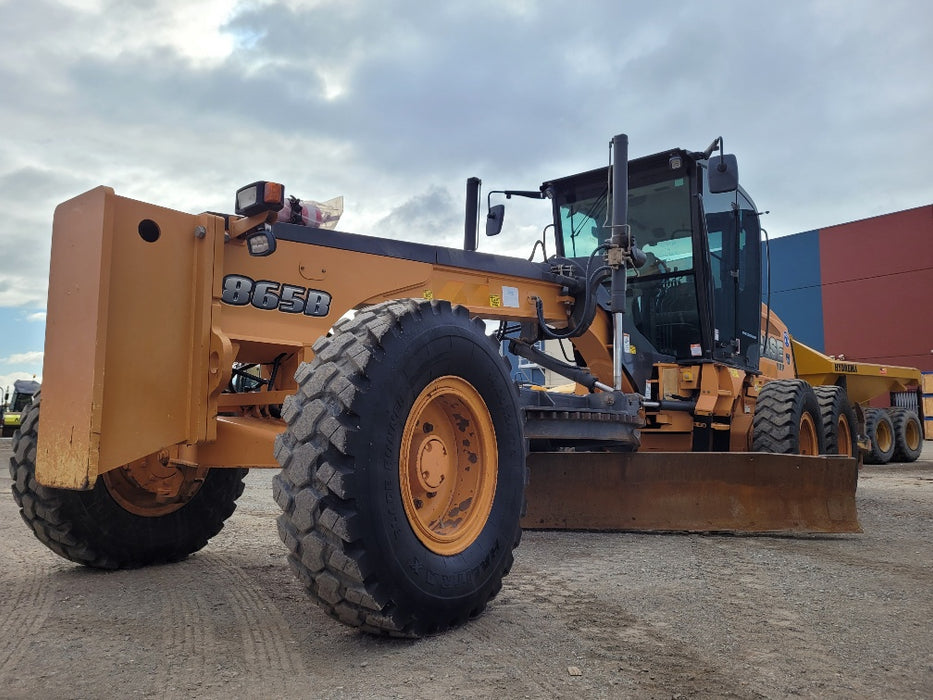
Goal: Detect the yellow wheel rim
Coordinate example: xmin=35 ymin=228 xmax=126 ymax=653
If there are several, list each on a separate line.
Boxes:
xmin=102 ymin=450 xmax=209 ymax=517
xmin=799 ymin=412 xmax=819 ymax=455
xmin=400 ymin=376 xmax=497 ymax=556
xmin=904 ymin=418 xmax=921 ymax=451
xmin=836 ymin=415 xmax=854 ymax=457
xmin=876 ymin=419 xmax=893 ymax=453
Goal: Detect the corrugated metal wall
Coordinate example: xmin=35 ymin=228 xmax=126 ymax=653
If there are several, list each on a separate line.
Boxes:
xmin=764 ymin=229 xmax=824 ymax=350
xmin=765 ymin=204 xmax=933 ymax=372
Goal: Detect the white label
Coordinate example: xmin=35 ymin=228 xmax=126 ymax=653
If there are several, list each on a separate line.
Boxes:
xmin=623 ymin=333 xmax=631 ymax=354
xmin=645 ymin=382 xmax=652 ymax=400
xmin=501 ymin=286 xmax=520 ymax=308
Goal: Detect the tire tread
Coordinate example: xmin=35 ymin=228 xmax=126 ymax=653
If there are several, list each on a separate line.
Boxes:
xmin=273 ymin=298 xmax=524 ymax=637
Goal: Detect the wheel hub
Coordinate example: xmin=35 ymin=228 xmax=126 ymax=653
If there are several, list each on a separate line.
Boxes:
xmin=101 ymin=450 xmax=209 ymax=517
xmin=416 ymin=437 xmax=449 ymax=491
xmin=400 ymin=376 xmax=497 ymax=556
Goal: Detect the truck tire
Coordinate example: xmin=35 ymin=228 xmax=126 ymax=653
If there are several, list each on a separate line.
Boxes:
xmin=863 ymin=408 xmax=895 ymax=465
xmin=813 ymin=385 xmax=858 ymax=457
xmin=752 ymin=379 xmax=824 ymax=455
xmin=887 ymin=408 xmax=922 ymax=463
xmin=9 ymin=393 xmax=247 ymax=569
xmin=273 ymin=299 xmax=526 ymax=637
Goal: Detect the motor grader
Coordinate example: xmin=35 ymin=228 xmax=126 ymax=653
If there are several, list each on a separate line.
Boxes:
xmin=11 ymin=132 xmax=889 ymax=637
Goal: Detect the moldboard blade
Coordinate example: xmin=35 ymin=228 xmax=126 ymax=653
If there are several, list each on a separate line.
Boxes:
xmin=522 ymin=451 xmax=860 ymax=534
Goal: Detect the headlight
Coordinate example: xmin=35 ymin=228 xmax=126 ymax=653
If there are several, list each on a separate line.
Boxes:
xmin=246 ymin=229 xmax=277 ymax=257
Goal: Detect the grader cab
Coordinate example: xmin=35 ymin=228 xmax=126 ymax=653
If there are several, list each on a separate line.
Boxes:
xmin=11 ymin=132 xmax=882 ymax=637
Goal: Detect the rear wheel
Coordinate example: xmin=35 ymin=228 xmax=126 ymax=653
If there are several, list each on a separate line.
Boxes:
xmin=273 ymin=299 xmax=526 ymax=637
xmin=813 ymin=385 xmax=858 ymax=457
xmin=863 ymin=407 xmax=895 ymax=465
xmin=752 ymin=379 xmax=824 ymax=455
xmin=9 ymin=394 xmax=247 ymax=569
xmin=887 ymin=408 xmax=922 ymax=463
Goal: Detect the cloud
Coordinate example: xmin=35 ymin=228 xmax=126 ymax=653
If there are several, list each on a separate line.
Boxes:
xmin=373 ymin=186 xmax=462 ymax=247
xmin=0 ymin=0 xmax=931 ymax=345
xmin=2 ymin=351 xmax=44 ymax=365
xmin=26 ymin=312 xmax=47 ymax=323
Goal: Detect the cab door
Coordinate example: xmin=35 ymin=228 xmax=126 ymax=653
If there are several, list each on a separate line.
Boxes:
xmin=703 ymin=186 xmax=762 ymax=372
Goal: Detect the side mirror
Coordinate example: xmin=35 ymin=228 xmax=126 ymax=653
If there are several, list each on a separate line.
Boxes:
xmin=486 ymin=204 xmax=505 ymax=236
xmin=708 ymin=154 xmax=739 ymax=193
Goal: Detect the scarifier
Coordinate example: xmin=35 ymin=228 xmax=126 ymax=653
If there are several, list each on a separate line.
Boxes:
xmin=9 ymin=132 xmax=921 ymax=637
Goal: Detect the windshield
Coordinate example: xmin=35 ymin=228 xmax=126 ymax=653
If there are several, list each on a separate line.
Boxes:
xmin=557 ymin=174 xmax=694 ymax=272
xmin=553 ymin=165 xmax=700 ymax=359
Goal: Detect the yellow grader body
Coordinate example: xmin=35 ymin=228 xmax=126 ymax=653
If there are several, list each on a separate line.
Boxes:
xmin=38 ymin=186 xmax=600 ymax=487
xmin=11 ymin=133 xmax=922 ymax=636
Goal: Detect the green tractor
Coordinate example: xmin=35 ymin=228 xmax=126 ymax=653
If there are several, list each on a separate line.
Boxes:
xmin=2 ymin=379 xmax=40 ymax=437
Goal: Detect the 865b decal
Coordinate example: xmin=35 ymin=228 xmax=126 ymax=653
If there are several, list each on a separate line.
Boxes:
xmin=221 ymin=274 xmax=331 ymax=317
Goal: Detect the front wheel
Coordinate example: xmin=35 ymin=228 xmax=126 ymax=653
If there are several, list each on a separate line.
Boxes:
xmin=9 ymin=394 xmax=247 ymax=569
xmin=273 ymin=299 xmax=526 ymax=637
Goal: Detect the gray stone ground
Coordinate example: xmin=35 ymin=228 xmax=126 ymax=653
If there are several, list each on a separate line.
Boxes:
xmin=1 ymin=438 xmax=931 ymax=699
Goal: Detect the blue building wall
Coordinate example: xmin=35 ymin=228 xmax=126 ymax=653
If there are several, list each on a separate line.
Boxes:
xmin=763 ymin=229 xmax=825 ymax=351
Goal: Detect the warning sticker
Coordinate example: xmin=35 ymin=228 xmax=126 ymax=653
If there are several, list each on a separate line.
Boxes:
xmin=690 ymin=343 xmax=702 ymax=357
xmin=489 ymin=294 xmax=501 ymax=307
xmin=423 ymin=290 xmax=434 ymax=300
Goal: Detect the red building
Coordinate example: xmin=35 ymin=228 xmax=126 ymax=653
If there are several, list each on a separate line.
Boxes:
xmin=768 ymin=204 xmax=933 ymax=373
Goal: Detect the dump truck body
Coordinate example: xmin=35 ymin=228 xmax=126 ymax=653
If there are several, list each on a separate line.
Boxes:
xmin=791 ymin=338 xmax=921 ymax=405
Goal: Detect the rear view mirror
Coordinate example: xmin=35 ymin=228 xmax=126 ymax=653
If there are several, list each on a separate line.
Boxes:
xmin=708 ymin=154 xmax=739 ymax=193
xmin=486 ymin=204 xmax=505 ymax=236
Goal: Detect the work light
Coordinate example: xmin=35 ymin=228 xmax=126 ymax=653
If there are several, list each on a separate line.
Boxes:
xmin=235 ymin=181 xmax=285 ymax=217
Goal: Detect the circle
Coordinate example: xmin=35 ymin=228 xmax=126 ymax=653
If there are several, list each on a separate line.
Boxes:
xmin=399 ymin=376 xmax=498 ymax=556
xmin=138 ymin=219 xmax=161 ymax=243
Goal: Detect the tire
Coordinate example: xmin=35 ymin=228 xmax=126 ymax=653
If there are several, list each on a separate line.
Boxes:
xmin=273 ymin=299 xmax=526 ymax=637
xmin=752 ymin=379 xmax=824 ymax=454
xmin=863 ymin=407 xmax=895 ymax=465
xmin=9 ymin=393 xmax=247 ymax=569
xmin=887 ymin=408 xmax=923 ymax=463
xmin=812 ymin=385 xmax=858 ymax=457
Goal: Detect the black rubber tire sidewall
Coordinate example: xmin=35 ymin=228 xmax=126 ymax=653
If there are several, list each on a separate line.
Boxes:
xmin=888 ymin=408 xmax=923 ymax=463
xmin=813 ymin=385 xmax=858 ymax=456
xmin=752 ymin=379 xmax=825 ymax=454
xmin=55 ymin=468 xmax=247 ymax=568
xmin=347 ymin=310 xmax=525 ymax=621
xmin=863 ymin=408 xmax=896 ymax=465
xmin=10 ymin=393 xmax=247 ymax=569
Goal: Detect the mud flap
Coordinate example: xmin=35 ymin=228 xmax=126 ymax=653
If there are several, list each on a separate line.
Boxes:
xmin=522 ymin=452 xmax=860 ymax=534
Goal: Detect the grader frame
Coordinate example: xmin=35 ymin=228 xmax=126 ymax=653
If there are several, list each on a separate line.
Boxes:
xmin=13 ymin=132 xmax=889 ymax=636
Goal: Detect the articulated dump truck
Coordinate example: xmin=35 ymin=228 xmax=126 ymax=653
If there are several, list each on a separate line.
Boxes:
xmin=9 ymin=133 xmax=923 ymax=637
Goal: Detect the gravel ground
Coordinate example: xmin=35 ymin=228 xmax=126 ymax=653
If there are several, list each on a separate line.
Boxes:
xmin=1 ymin=438 xmax=931 ymax=699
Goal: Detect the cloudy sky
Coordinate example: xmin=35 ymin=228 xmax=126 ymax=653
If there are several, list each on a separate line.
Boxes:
xmin=1 ymin=0 xmax=930 ymax=391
